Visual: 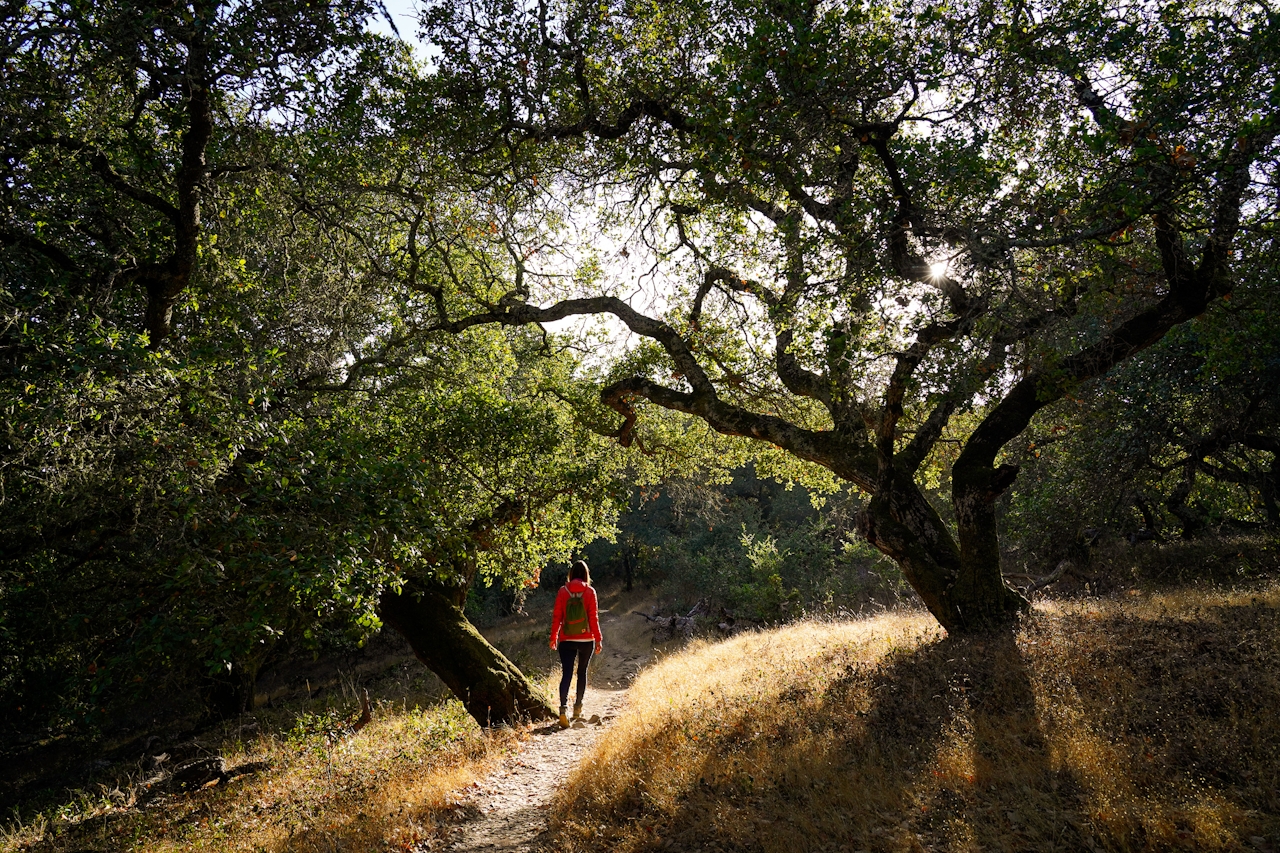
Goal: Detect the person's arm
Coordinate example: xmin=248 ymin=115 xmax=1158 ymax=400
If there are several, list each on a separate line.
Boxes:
xmin=587 ymin=586 xmax=603 ymax=652
xmin=549 ymin=587 xmax=565 ymax=649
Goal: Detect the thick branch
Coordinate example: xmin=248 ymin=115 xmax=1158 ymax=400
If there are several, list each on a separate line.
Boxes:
xmin=897 ymin=397 xmax=961 ymax=475
xmin=1244 ymin=434 xmax=1280 ymax=454
xmin=438 ymin=289 xmax=879 ymax=486
xmin=957 ymin=118 xmax=1278 ymax=488
xmin=600 ymin=376 xmax=876 ymax=490
xmin=88 ymin=151 xmax=181 ymax=223
xmin=143 ymin=24 xmax=213 ymax=347
xmin=868 ymin=134 xmax=973 ymax=316
xmin=520 ymin=97 xmax=692 ymax=142
xmin=441 ymin=295 xmax=715 ymax=396
xmin=0 ymin=226 xmax=79 ymax=271
xmin=711 ymin=263 xmax=834 ymax=413
xmin=1199 ymin=121 xmax=1279 ymax=291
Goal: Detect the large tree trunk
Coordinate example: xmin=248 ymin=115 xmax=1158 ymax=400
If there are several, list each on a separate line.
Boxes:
xmin=1129 ymin=491 xmax=1161 ymax=535
xmin=1166 ymin=464 xmax=1207 ymax=539
xmin=952 ymin=499 xmax=1031 ymax=633
xmin=200 ymin=667 xmax=256 ymax=721
xmin=378 ymin=580 xmax=555 ymax=726
xmin=200 ymin=650 xmax=269 ymax=721
xmin=1262 ymin=456 xmax=1279 ymax=526
xmin=859 ymin=470 xmax=1026 ymax=635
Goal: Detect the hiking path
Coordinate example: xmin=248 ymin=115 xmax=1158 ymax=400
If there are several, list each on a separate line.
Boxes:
xmin=437 ymin=604 xmax=653 ymax=852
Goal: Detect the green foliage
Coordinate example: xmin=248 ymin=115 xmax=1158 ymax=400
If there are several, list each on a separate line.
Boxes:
xmin=0 ymin=0 xmax=627 ymax=737
xmin=3 ymin=0 xmax=1278 ymax=744
xmin=585 ymin=467 xmax=903 ymax=621
xmin=1001 ymin=272 xmax=1280 ymax=566
xmin=411 ymin=0 xmax=1280 ymax=632
xmin=0 ymin=316 xmax=624 ymax=734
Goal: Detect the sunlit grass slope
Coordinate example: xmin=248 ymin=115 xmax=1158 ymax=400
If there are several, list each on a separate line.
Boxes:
xmin=4 ymin=699 xmax=517 ymax=853
xmin=549 ymin=585 xmax=1280 ymax=853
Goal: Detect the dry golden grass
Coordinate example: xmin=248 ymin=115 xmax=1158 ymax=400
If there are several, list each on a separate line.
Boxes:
xmin=547 ymin=584 xmax=1280 ymax=853
xmin=3 ymin=698 xmax=518 ymax=853
xmin=2 ymin=586 xmax=660 ymax=853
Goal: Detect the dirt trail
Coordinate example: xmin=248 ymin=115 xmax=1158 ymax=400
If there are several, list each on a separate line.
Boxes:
xmin=439 ymin=603 xmax=654 ymax=852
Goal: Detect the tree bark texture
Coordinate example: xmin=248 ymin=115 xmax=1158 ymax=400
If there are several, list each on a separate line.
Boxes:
xmin=858 ymin=470 xmax=1026 ymax=635
xmin=1166 ymin=465 xmax=1208 ymax=539
xmin=378 ymin=581 xmax=555 ymax=726
xmin=1242 ymin=435 xmax=1278 ymax=526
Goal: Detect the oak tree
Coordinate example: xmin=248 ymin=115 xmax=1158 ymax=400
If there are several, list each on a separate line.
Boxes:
xmin=1 ymin=0 xmax=620 ymax=731
xmin=409 ymin=0 xmax=1280 ymax=632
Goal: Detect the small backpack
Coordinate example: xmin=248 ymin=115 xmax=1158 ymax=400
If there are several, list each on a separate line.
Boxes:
xmin=564 ymin=587 xmax=589 ymax=636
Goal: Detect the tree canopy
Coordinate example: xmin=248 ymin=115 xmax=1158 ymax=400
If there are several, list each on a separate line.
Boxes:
xmin=2 ymin=0 xmax=1278 ymax=740
xmin=1 ymin=0 xmax=625 ymax=731
xmin=401 ymin=0 xmax=1280 ymax=632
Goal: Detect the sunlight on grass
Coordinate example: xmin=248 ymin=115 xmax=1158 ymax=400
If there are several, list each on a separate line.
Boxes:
xmin=550 ymin=584 xmax=1280 ymax=852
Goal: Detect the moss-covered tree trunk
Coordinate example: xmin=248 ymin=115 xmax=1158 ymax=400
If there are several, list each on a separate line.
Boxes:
xmin=378 ymin=580 xmax=555 ymax=726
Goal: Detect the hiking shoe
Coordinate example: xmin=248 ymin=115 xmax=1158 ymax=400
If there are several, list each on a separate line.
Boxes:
xmin=558 ymin=706 xmax=569 ymax=729
xmin=572 ymin=702 xmax=583 ymax=720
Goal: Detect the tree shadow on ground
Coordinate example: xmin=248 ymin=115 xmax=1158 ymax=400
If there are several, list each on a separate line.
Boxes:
xmin=1021 ymin=596 xmax=1280 ymax=851
xmin=665 ymin=631 xmax=1088 ymax=853
xmin=600 ymin=593 xmax=1280 ymax=853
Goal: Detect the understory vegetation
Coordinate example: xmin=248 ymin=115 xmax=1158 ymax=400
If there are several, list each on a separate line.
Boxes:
xmin=4 ymin=539 xmax=1277 ymax=852
xmin=572 ymin=468 xmax=895 ymax=623
xmin=2 ymin=662 xmax=521 ymax=853
xmin=562 ymin=466 xmax=1280 ymax=626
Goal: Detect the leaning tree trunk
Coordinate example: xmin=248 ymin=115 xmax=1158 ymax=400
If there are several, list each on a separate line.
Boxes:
xmin=378 ymin=580 xmax=555 ymax=726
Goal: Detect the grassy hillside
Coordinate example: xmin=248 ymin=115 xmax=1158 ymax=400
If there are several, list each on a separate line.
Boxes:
xmin=8 ymin=577 xmax=1278 ymax=853
xmin=0 ymin=587 xmax=659 ymax=853
xmin=548 ymin=584 xmax=1280 ymax=853
xmin=2 ymin=677 xmax=522 ymax=853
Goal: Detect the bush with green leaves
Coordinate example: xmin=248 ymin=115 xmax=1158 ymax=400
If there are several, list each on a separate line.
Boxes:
xmin=581 ymin=467 xmax=909 ymax=622
xmin=1000 ymin=273 xmax=1280 ymax=570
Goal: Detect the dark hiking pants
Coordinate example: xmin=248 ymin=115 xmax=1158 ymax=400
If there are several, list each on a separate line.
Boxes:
xmin=557 ymin=640 xmax=594 ymax=707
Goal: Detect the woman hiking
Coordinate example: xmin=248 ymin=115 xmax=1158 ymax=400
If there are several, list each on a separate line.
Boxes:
xmin=549 ymin=560 xmax=603 ymax=729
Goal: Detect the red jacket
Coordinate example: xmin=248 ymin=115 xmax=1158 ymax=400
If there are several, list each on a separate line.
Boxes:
xmin=550 ymin=579 xmax=602 ymax=645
